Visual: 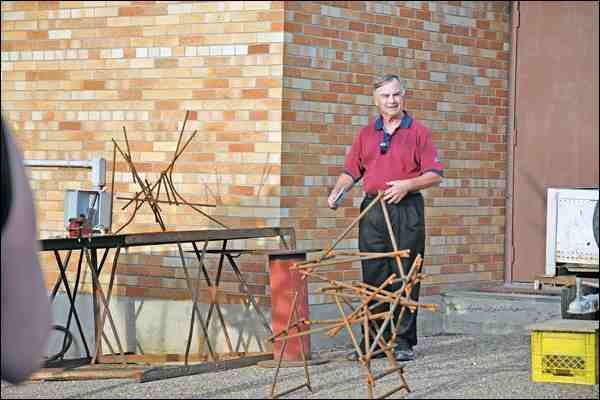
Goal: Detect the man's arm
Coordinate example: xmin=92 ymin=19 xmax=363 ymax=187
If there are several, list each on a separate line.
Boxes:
xmin=383 ymin=171 xmax=442 ymax=204
xmin=329 ymin=127 xmax=364 ymax=209
xmin=327 ymin=173 xmax=355 ymax=209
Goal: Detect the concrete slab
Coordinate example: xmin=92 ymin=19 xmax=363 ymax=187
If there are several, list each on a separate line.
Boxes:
xmin=441 ymin=289 xmax=562 ymax=335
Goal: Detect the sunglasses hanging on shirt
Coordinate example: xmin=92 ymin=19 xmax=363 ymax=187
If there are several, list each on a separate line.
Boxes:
xmin=380 ymin=130 xmax=392 ymax=154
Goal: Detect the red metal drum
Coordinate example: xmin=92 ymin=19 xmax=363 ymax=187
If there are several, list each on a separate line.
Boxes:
xmin=268 ymin=251 xmax=310 ymax=361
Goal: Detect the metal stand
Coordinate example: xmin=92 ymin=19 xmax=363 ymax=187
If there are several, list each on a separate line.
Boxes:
xmin=41 ymin=227 xmax=296 ymax=367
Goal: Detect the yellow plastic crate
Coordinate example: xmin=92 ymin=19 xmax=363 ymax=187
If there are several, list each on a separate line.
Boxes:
xmin=529 ymin=319 xmax=598 ymax=385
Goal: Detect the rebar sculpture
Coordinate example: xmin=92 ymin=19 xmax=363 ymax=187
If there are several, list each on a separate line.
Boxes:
xmin=110 ymin=110 xmax=227 ymax=234
xmin=267 ymin=192 xmax=437 ymax=399
xmin=106 ymin=111 xmax=231 ymax=364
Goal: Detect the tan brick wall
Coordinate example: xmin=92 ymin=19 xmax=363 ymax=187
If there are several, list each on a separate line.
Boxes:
xmin=2 ymin=1 xmax=511 ymax=303
xmin=280 ymin=1 xmax=510 ymax=297
xmin=2 ymin=1 xmax=285 ymax=302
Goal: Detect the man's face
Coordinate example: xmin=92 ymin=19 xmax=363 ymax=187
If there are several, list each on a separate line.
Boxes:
xmin=374 ymin=80 xmax=404 ymax=118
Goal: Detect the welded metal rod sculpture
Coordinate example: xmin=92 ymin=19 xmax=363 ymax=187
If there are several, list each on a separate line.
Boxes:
xmin=106 ymin=111 xmax=232 ymax=365
xmin=267 ymin=194 xmax=436 ymax=399
xmin=110 ymin=110 xmax=227 ymax=234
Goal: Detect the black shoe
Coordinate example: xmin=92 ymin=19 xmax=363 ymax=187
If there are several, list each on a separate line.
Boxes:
xmin=394 ymin=348 xmax=415 ymax=361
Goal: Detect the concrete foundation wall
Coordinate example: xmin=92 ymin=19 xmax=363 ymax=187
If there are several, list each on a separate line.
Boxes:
xmin=49 ymin=289 xmax=563 ymax=359
xmin=49 ymin=293 xmax=443 ymax=358
xmin=49 ymin=293 xmax=273 ymax=359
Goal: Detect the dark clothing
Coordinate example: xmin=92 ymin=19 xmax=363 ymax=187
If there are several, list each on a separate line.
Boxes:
xmin=342 ymin=113 xmax=441 ymax=353
xmin=343 ymin=112 xmax=443 ymax=194
xmin=1 ymin=119 xmax=52 ymax=383
xmin=358 ymin=191 xmax=425 ymax=351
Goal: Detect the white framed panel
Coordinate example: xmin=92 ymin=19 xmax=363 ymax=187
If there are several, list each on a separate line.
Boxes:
xmin=545 ymin=188 xmax=599 ymax=275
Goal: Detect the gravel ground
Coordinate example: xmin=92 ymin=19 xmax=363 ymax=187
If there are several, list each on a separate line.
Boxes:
xmin=2 ymin=334 xmax=598 ymax=399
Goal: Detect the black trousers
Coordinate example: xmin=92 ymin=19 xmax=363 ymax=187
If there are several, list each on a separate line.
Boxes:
xmin=358 ymin=192 xmax=425 ymax=350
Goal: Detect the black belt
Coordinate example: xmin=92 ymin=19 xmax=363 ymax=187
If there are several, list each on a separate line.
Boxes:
xmin=365 ymin=191 xmax=421 ymax=199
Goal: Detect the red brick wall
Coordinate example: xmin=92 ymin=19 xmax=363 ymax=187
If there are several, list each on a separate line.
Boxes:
xmin=1 ymin=1 xmax=285 ymax=303
xmin=281 ymin=1 xmax=510 ymax=298
xmin=2 ymin=1 xmax=511 ymax=303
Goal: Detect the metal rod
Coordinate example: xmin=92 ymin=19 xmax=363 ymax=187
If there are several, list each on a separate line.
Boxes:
xmin=268 ymin=311 xmax=388 ymax=343
xmin=50 ymin=250 xmax=72 ymax=301
xmin=292 ymin=250 xmax=410 ymax=270
xmin=377 ymin=383 xmax=410 ymax=399
xmin=327 ymin=274 xmax=397 ymax=337
xmin=379 ymin=197 xmax=406 ymax=279
xmin=61 ymin=249 xmax=84 ymax=359
xmin=334 ymin=295 xmax=363 ymax=360
xmin=319 ymin=191 xmax=384 ymax=260
xmin=119 ymin=174 xmax=160 ymax=210
xmin=168 ymin=130 xmax=198 ymax=172
xmin=171 ymin=110 xmax=189 ymax=168
xmin=53 ymin=250 xmax=91 ymax=358
xmin=93 ymin=246 xmax=121 ymax=363
xmin=122 ymin=127 xmax=135 ymax=184
xmin=177 ymin=242 xmax=216 ymax=362
xmin=272 ymin=383 xmax=310 ymax=399
xmin=117 ymin=196 xmax=216 ymax=207
xmin=225 ymin=253 xmax=272 ymax=335
xmin=270 ymin=292 xmax=297 ymax=398
xmin=372 ymin=366 xmax=403 ymax=381
xmin=113 ymin=140 xmax=166 ymax=230
xmin=114 ymin=198 xmax=144 ymax=234
xmin=82 ymin=247 xmax=125 ymax=364
xmin=109 ymin=142 xmax=116 ymax=233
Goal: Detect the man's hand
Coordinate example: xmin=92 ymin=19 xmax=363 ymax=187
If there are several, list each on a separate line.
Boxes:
xmin=383 ymin=180 xmax=413 ymax=203
xmin=328 ymin=188 xmax=344 ymax=209
xmin=328 ymin=173 xmax=354 ymax=209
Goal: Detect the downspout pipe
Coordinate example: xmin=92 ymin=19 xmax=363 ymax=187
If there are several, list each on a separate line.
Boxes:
xmin=23 ymin=158 xmax=106 ymax=190
xmin=505 ymin=1 xmax=520 ymax=284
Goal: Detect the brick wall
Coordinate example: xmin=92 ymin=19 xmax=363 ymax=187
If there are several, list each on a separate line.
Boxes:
xmin=2 ymin=1 xmax=511 ymax=303
xmin=1 ymin=1 xmax=285 ymax=302
xmin=280 ymin=1 xmax=510 ymax=298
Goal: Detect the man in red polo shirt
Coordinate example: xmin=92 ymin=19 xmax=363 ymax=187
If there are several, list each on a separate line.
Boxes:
xmin=328 ymin=74 xmax=443 ymax=362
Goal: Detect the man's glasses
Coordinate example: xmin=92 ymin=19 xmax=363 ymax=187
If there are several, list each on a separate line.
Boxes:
xmin=380 ymin=131 xmax=392 ymax=154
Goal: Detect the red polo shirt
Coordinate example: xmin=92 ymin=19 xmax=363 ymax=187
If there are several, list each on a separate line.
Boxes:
xmin=343 ymin=112 xmax=444 ymax=195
